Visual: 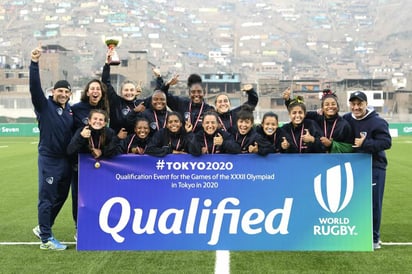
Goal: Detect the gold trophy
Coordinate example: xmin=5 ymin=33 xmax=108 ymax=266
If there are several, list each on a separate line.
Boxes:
xmin=103 ymin=36 xmax=122 ymax=66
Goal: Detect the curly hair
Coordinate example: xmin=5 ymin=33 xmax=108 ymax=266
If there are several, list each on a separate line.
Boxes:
xmin=81 ymin=79 xmax=110 ymax=114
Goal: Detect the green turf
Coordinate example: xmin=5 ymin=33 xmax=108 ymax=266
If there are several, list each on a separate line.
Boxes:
xmin=0 ymin=137 xmax=411 ymax=273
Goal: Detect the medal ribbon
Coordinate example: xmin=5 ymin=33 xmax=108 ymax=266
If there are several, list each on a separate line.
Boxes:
xmin=290 ymin=126 xmax=304 ymax=153
xmin=203 ymin=133 xmax=216 ymax=154
xmin=324 ymin=118 xmax=337 ymax=139
xmin=236 ymin=132 xmax=247 ymax=151
xmin=169 ymin=137 xmax=181 ymax=151
xmin=188 ymin=101 xmax=204 ymax=132
xmin=153 ymin=110 xmax=167 ymax=130
xmin=218 ymin=114 xmax=232 ymax=131
xmin=127 ymin=134 xmax=147 ymax=153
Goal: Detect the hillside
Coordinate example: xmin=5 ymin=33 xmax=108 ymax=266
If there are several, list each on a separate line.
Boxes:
xmin=0 ymin=0 xmax=411 ymax=81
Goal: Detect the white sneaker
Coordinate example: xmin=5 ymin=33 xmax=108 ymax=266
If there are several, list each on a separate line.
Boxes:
xmin=32 ymin=225 xmax=41 ymax=239
xmin=373 ymin=242 xmax=381 ymax=250
xmin=40 ymin=237 xmax=67 ymax=251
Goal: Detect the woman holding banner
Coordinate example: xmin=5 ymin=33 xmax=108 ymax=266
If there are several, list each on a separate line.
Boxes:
xmin=67 ymin=109 xmax=120 ymax=160
xmin=188 ymin=111 xmax=240 ymax=155
xmin=280 ymin=96 xmax=325 ymax=153
xmin=255 ymin=111 xmax=285 ymax=154
xmin=118 ymin=117 xmax=151 ymax=154
xmin=67 ymin=109 xmax=120 ymax=240
xmin=146 ymin=111 xmax=194 ymax=156
xmin=283 ymin=88 xmax=353 ymax=153
xmin=231 ymin=104 xmax=269 ymax=154
xmin=70 ymin=79 xmax=110 ymax=234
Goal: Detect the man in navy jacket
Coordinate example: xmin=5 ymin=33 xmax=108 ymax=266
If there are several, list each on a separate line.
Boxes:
xmin=343 ymin=91 xmax=392 ymax=250
xmin=29 ymin=46 xmax=73 ymax=250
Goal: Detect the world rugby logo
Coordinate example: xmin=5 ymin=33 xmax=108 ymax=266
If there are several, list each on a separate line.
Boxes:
xmin=314 ymin=162 xmax=354 ymax=213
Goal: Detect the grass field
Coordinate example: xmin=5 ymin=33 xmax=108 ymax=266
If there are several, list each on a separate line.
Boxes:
xmin=0 ymin=136 xmax=411 ymax=273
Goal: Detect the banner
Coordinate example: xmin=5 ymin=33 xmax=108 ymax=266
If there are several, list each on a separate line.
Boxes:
xmin=1 ymin=123 xmax=411 ymax=136
xmin=0 ymin=123 xmax=39 ymax=136
xmin=388 ymin=123 xmax=412 ymax=136
xmin=78 ymin=153 xmax=372 ymax=251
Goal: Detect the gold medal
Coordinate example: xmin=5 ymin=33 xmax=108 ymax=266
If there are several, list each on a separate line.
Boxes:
xmin=94 ymin=162 xmax=101 ymax=168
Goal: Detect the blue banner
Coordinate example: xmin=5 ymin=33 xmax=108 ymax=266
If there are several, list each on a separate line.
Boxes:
xmin=77 ymin=153 xmax=372 ymax=251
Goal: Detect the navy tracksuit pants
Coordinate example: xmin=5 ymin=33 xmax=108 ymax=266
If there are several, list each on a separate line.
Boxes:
xmin=37 ymin=155 xmax=71 ymax=242
xmin=372 ymin=167 xmax=386 ymax=244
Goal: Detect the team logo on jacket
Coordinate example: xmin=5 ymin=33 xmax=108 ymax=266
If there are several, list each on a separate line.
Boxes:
xmin=56 ymin=107 xmax=63 ymax=116
xmin=314 ymin=162 xmax=354 ymax=213
xmin=184 ymin=112 xmax=191 ymax=120
xmin=45 ymin=177 xmax=54 ymax=185
xmin=150 ymin=122 xmax=157 ymax=130
xmin=82 ymin=117 xmax=89 ymax=125
xmin=122 ymin=107 xmax=130 ymax=116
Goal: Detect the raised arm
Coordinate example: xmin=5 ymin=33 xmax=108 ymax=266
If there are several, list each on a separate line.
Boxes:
xmin=282 ymin=87 xmax=292 ymax=108
xmin=242 ymin=84 xmax=258 ymax=109
xmin=29 ymin=47 xmax=47 ymax=112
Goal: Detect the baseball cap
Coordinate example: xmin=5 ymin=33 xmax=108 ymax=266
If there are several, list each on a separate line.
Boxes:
xmin=349 ymin=91 xmax=367 ymax=102
xmin=53 ymin=80 xmax=71 ymax=91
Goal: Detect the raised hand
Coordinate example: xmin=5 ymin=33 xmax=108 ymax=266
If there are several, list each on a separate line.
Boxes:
xmin=152 ymin=68 xmax=161 ymax=78
xmin=133 ymin=101 xmax=145 ymax=113
xmin=105 ymin=47 xmax=114 ymax=64
xmin=241 ymin=84 xmax=253 ymax=92
xmin=166 ymin=74 xmax=179 ymax=86
xmin=282 ymin=87 xmax=291 ymax=100
xmin=31 ymin=45 xmax=42 ymax=62
xmin=136 ymin=80 xmax=143 ymax=94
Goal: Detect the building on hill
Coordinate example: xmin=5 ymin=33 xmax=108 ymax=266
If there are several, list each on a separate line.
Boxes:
xmin=0 ymin=44 xmax=76 ymax=118
xmin=39 ymin=45 xmax=74 ymax=88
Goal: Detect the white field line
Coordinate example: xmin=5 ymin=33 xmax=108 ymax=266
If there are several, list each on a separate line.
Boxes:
xmin=0 ymin=242 xmax=76 ymax=245
xmin=392 ymin=140 xmax=412 ymax=144
xmin=1 ymin=242 xmax=412 ymax=247
xmin=382 ymin=242 xmax=412 ymax=246
xmin=0 ymin=142 xmax=36 ymax=148
xmin=215 ymin=250 xmax=230 ymax=274
xmin=1 ymin=241 xmax=412 ymax=246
